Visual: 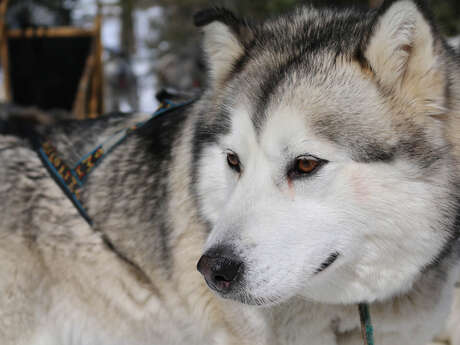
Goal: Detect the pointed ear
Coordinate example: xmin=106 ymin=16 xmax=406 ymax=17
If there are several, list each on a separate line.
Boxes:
xmin=361 ymin=0 xmax=447 ymax=116
xmin=194 ymin=8 xmax=252 ymax=88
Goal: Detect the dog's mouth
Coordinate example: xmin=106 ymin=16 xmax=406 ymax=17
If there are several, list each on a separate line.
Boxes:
xmin=229 ymin=291 xmax=283 ymax=306
xmin=209 ymin=278 xmax=284 ymax=306
xmin=314 ymin=252 xmax=340 ymax=274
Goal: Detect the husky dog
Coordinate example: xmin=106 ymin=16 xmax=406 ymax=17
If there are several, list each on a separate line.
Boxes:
xmin=1 ymin=0 xmax=459 ymax=344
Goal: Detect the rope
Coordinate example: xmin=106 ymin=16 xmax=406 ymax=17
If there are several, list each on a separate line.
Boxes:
xmin=359 ymin=303 xmax=375 ymax=345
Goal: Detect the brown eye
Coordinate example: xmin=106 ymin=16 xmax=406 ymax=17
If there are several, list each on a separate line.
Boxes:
xmin=227 ymin=152 xmax=241 ymax=173
xmin=288 ymin=155 xmax=326 ymax=179
xmin=296 ymin=157 xmax=320 ymax=174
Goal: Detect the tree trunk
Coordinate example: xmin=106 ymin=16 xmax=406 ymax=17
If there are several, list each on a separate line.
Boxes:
xmin=121 ymin=0 xmax=135 ymax=57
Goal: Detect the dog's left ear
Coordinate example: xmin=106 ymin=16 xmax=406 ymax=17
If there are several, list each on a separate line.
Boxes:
xmin=360 ymin=0 xmax=447 ymax=116
xmin=194 ymin=8 xmax=253 ymax=88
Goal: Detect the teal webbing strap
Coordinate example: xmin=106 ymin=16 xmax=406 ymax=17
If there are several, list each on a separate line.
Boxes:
xmin=36 ymin=99 xmax=195 ymax=227
xmin=359 ymin=303 xmax=375 ymax=345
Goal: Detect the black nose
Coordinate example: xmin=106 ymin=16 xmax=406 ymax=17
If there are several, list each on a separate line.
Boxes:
xmin=197 ymin=247 xmax=243 ymax=293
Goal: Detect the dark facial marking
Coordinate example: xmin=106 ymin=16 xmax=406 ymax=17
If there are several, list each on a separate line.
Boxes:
xmin=313 ymin=115 xmax=395 ymax=163
xmin=223 ymin=38 xmax=257 ymax=85
xmin=252 ymin=57 xmax=300 ymax=134
xmin=247 ymin=9 xmax=373 ymax=136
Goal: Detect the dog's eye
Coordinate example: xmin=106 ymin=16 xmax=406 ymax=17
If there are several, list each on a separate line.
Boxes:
xmin=227 ymin=152 xmax=241 ymax=173
xmin=296 ymin=157 xmax=319 ymax=173
xmin=288 ymin=155 xmax=325 ymax=179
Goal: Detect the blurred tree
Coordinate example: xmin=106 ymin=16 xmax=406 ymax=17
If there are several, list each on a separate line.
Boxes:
xmin=429 ymin=0 xmax=460 ymax=37
xmin=7 ymin=0 xmax=78 ymax=27
xmin=121 ymin=0 xmax=136 ymax=56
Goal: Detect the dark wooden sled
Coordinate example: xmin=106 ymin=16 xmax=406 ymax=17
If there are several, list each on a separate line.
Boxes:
xmin=0 ymin=0 xmax=104 ymax=119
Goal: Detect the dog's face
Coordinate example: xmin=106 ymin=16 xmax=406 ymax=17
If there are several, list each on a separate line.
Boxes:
xmin=194 ymin=1 xmax=457 ymax=305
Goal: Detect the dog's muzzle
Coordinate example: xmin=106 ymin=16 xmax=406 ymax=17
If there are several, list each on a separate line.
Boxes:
xmin=197 ymin=247 xmax=243 ymax=294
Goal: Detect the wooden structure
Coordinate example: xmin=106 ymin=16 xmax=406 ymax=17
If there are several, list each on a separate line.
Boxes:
xmin=0 ymin=0 xmax=104 ymax=119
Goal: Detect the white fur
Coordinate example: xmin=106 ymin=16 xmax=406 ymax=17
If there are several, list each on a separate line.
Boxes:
xmin=199 ymin=95 xmax=451 ymax=305
xmin=365 ymin=1 xmax=446 ymax=116
xmin=365 ymin=1 xmax=418 ymax=88
xmin=202 ymin=22 xmax=244 ymax=87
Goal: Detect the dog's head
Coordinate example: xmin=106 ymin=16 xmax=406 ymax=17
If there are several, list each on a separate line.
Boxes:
xmin=193 ymin=1 xmax=459 ymax=305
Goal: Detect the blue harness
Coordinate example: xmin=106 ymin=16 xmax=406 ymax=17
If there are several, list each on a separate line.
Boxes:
xmin=36 ymin=99 xmax=193 ymax=226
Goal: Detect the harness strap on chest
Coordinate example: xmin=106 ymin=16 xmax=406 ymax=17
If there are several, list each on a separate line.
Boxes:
xmin=37 ymin=140 xmax=92 ymax=224
xmin=36 ymin=99 xmax=194 ymax=226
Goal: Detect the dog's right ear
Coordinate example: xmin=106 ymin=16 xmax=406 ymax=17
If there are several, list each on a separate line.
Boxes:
xmin=360 ymin=0 xmax=447 ymax=116
xmin=194 ymin=8 xmax=252 ymax=88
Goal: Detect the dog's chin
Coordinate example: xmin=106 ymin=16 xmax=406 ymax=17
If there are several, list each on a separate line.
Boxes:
xmin=218 ymin=290 xmax=286 ymax=307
